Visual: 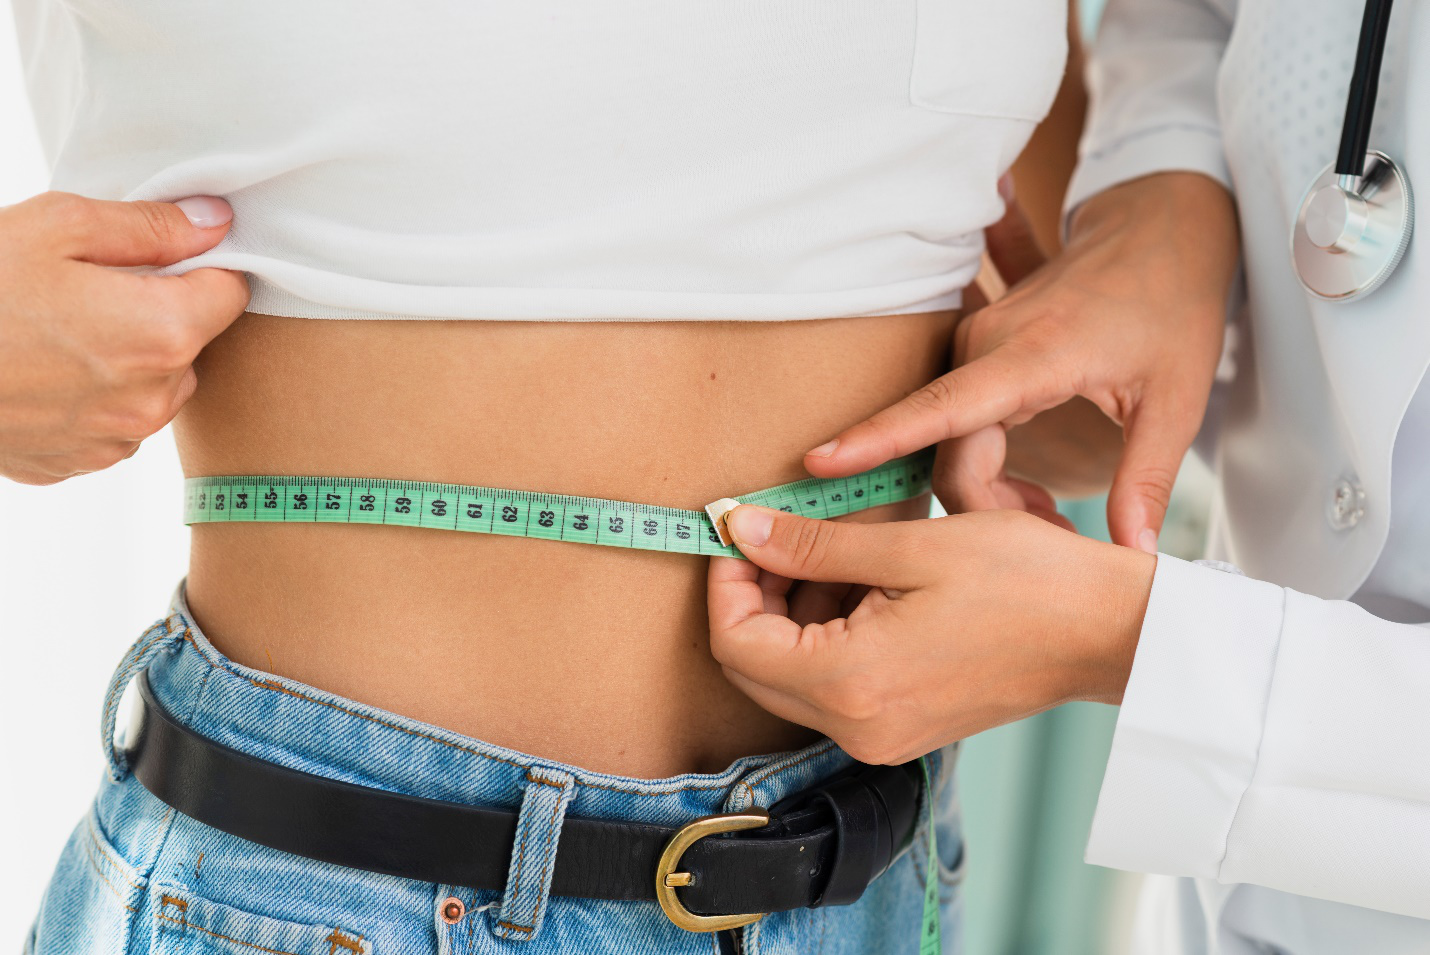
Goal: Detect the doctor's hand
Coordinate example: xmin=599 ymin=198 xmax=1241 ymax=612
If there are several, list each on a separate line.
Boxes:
xmin=707 ymin=504 xmax=1156 ymax=763
xmin=0 ymin=191 xmax=249 ymax=485
xmin=804 ymin=172 xmax=1239 ymax=552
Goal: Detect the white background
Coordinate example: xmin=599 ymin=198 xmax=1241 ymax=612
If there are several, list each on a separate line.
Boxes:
xmin=1 ymin=3 xmax=191 ymax=940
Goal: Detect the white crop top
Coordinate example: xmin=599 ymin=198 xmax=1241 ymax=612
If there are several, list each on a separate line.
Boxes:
xmin=12 ymin=1 xmax=1066 ymax=321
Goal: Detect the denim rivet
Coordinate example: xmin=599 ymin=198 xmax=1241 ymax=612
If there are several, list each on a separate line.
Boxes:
xmin=440 ymin=897 xmax=466 ymax=924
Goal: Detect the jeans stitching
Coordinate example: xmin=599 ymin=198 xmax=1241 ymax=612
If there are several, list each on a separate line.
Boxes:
xmin=737 ymin=741 xmax=840 ymax=797
xmin=154 ymin=912 xmax=306 ymax=955
xmin=101 ymin=628 xmax=170 ymax=763
xmin=178 ymin=627 xmax=836 ymax=800
xmin=155 ymin=896 xmax=355 ymax=955
xmin=494 ymin=919 xmax=533 ymax=935
xmin=580 ymin=776 xmax=733 ymax=794
xmin=524 ymin=791 xmax=568 ymax=931
xmin=325 ymin=929 xmax=365 ymax=954
xmin=502 ymin=778 xmax=564 ymax=929
xmin=466 ymin=888 xmax=482 ymax=943
xmin=104 ymin=616 xmax=188 ymax=780
xmin=243 ymin=674 xmax=530 ymax=773
xmin=234 ymin=671 xmax=757 ymax=795
xmin=80 ymin=832 xmax=136 ymax=912
xmin=134 ymin=652 xmax=203 ymax=887
xmin=524 ymin=772 xmax=567 ymax=789
xmin=87 ymin=817 xmax=141 ymax=889
xmin=174 ymin=619 xmax=762 ymax=796
xmin=497 ymin=781 xmax=572 ymax=937
xmin=502 ymin=775 xmax=568 ymax=932
xmin=506 ymin=802 xmax=535 ymax=906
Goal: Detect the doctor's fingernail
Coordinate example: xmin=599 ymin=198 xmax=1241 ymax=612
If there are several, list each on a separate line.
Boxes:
xmin=1136 ymin=529 xmax=1158 ymax=554
xmin=729 ymin=507 xmax=773 ymax=547
xmin=807 ymin=439 xmax=839 ymax=458
xmin=175 ymin=196 xmax=232 ymax=228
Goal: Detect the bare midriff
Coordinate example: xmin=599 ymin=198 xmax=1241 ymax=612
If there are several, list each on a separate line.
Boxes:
xmin=175 ymin=310 xmax=956 ymax=778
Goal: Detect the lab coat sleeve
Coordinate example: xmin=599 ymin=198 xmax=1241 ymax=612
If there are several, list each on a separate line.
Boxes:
xmin=1087 ymin=554 xmax=1430 ymax=920
xmin=1064 ymin=0 xmax=1235 ymax=216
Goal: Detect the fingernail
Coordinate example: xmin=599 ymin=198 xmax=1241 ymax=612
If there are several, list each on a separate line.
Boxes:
xmin=175 ymin=196 xmax=232 ymax=228
xmin=729 ymin=507 xmax=774 ymax=548
xmin=997 ymin=174 xmax=1016 ymax=204
xmin=1137 ymin=529 xmax=1158 ymax=554
xmin=807 ymin=439 xmax=839 ymax=458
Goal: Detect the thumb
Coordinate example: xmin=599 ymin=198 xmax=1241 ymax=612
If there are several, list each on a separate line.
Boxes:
xmin=1106 ymin=397 xmax=1198 ymax=552
xmin=58 ymin=194 xmax=234 ymax=268
xmin=725 ymin=505 xmax=930 ymax=589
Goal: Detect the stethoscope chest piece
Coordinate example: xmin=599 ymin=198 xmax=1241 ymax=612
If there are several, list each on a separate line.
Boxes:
xmin=1293 ymin=150 xmax=1414 ymax=302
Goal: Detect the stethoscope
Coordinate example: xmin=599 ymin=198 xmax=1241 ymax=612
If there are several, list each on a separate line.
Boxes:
xmin=1292 ymin=0 xmax=1414 ymax=302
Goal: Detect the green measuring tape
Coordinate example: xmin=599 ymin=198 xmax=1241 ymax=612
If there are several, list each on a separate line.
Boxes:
xmin=919 ymin=756 xmax=942 ymax=953
xmin=185 ymin=450 xmax=943 ymax=947
xmin=183 ymin=450 xmax=934 ymax=559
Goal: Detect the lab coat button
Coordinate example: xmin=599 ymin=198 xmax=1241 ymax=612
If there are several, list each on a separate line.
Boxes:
xmin=1328 ymin=478 xmax=1366 ymax=530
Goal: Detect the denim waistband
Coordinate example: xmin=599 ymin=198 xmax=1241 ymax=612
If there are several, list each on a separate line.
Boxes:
xmin=94 ymin=587 xmax=955 ymax=946
xmin=113 ymin=587 xmax=871 ymax=824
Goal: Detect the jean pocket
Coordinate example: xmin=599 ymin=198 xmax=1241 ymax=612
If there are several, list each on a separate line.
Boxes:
xmin=909 ymin=0 xmax=1068 ymax=122
xmin=149 ymin=885 xmax=373 ymax=955
xmin=31 ymin=808 xmax=147 ymax=955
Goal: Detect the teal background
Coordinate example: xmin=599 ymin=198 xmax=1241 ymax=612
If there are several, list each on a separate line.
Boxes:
xmin=956 ymin=496 xmax=1141 ymax=955
xmin=960 ymin=468 xmax=1219 ymax=955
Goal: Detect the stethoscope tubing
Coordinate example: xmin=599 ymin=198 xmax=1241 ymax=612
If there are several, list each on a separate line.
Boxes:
xmin=1338 ymin=0 xmax=1395 ymax=180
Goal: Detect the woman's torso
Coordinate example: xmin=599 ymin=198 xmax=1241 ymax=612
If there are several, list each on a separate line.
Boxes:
xmin=177 ymin=311 xmax=956 ymax=777
xmin=16 ymin=0 xmax=1067 ymax=775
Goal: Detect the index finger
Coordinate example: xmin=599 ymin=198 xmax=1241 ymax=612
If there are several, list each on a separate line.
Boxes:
xmin=804 ymin=347 xmax=1057 ymax=478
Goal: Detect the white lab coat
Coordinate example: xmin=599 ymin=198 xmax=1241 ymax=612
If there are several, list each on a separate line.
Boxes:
xmin=1065 ymin=0 xmax=1430 ymax=951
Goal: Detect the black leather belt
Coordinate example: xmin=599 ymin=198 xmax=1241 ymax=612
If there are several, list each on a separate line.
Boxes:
xmin=126 ymin=673 xmax=921 ymax=932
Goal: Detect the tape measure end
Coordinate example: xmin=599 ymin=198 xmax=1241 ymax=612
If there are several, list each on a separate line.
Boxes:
xmin=704 ymin=498 xmax=743 ymax=548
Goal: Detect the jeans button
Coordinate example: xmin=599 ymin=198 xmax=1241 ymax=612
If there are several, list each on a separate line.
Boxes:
xmin=440 ymin=896 xmax=467 ymax=924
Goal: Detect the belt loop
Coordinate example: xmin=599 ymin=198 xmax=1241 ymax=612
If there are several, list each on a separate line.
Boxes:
xmin=102 ymin=614 xmax=190 ymax=782
xmin=491 ymin=767 xmax=577 ymax=943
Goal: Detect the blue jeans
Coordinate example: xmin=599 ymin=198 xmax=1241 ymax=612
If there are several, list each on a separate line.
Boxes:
xmin=28 ymin=590 xmax=965 ymax=953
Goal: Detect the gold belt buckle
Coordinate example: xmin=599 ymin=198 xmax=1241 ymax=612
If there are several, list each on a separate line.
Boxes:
xmin=654 ymin=808 xmax=771 ymax=933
